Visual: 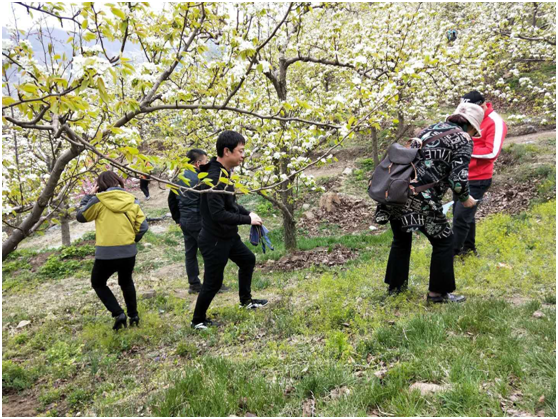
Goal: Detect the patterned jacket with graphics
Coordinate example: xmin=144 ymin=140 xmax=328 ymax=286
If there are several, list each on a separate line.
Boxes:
xmin=374 ymin=122 xmax=473 ymax=238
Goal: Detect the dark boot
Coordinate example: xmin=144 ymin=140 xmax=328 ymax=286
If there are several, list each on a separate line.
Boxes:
xmin=113 ymin=313 xmax=127 ymax=331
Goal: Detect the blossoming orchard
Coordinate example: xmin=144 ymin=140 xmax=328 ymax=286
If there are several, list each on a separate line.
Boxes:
xmin=2 ymin=2 xmax=556 ymax=258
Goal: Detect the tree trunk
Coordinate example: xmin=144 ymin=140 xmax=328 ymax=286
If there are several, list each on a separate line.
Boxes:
xmin=280 ymin=187 xmax=297 ymax=251
xmin=282 ymin=205 xmax=297 ymax=251
xmin=60 ymin=215 xmax=71 ymax=247
xmin=371 ymin=126 xmax=380 ymax=167
xmin=2 ymin=145 xmax=82 ymax=260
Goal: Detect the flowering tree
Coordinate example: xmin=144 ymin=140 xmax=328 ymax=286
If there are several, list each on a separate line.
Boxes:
xmin=3 ymin=2 xmax=556 ymax=259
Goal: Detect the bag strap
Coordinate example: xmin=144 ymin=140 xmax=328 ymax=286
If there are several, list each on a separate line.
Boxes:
xmin=412 ymin=128 xmax=463 ymax=194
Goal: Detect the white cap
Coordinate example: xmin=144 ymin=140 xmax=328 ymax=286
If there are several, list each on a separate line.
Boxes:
xmin=447 ymin=102 xmax=484 ymax=138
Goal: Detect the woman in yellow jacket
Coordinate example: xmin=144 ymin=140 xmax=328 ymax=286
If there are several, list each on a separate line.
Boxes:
xmin=77 ymin=171 xmax=149 ymax=330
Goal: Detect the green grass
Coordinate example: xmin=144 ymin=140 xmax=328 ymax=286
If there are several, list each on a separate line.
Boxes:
xmin=2 ymin=200 xmax=555 ymax=416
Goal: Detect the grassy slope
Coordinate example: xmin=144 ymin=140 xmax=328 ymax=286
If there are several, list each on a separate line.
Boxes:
xmin=2 ymin=198 xmax=555 ymax=417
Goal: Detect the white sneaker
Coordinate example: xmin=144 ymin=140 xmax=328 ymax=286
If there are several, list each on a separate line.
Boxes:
xmin=240 ymin=299 xmax=269 ymax=309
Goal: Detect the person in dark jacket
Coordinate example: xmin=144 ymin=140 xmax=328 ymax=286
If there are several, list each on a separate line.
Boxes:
xmin=191 ymin=131 xmax=267 ymax=330
xmin=374 ymin=102 xmax=483 ymax=303
xmin=168 ymin=148 xmax=213 ymax=294
xmin=77 ymin=171 xmax=148 ymax=330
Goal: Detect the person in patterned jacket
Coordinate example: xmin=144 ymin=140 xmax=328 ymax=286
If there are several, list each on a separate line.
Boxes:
xmin=374 ymin=102 xmax=484 ymax=303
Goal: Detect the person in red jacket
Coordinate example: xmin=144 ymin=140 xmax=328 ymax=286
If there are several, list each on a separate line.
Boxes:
xmin=453 ymin=91 xmax=508 ymax=256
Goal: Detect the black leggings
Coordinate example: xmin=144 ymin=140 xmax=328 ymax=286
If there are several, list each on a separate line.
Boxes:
xmin=139 ymin=179 xmax=150 ymax=198
xmin=91 ymin=257 xmax=137 ymax=317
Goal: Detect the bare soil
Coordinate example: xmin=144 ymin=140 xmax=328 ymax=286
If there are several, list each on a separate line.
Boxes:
xmin=2 ymin=391 xmax=40 ymax=417
xmin=298 ymin=193 xmax=383 ymax=237
xmin=259 ymin=244 xmax=359 ymax=272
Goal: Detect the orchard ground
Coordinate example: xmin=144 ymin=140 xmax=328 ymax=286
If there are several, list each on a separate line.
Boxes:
xmin=2 ymin=130 xmax=556 ymax=417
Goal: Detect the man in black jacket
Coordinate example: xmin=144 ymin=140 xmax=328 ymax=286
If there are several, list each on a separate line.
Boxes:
xmin=168 ymin=148 xmax=210 ymax=294
xmin=191 ymin=131 xmax=267 ymax=330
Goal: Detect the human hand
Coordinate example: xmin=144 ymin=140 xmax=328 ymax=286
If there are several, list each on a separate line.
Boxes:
xmin=462 ymin=195 xmax=477 ymax=208
xmin=249 ymin=212 xmax=262 ymax=226
xmin=90 ymin=183 xmax=99 ymax=194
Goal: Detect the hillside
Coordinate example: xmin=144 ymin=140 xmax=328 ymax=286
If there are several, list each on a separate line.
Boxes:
xmin=2 ymin=131 xmax=556 ymax=417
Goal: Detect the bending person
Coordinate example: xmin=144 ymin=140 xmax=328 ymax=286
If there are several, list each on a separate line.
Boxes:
xmin=453 ymin=91 xmax=507 ymax=257
xmin=77 ymin=171 xmax=149 ymax=330
xmin=374 ymin=103 xmax=483 ymax=303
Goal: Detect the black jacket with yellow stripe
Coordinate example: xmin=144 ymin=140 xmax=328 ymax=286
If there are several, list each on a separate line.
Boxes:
xmin=77 ymin=187 xmax=149 ymax=260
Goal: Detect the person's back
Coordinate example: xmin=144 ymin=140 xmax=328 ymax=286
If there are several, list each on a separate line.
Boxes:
xmin=173 ymin=168 xmax=203 ymax=225
xmin=468 ymin=102 xmax=507 ymax=181
xmin=77 ymin=171 xmax=148 ymax=330
xmin=453 ymin=91 xmax=507 ymax=257
xmin=78 ymin=187 xmax=148 ymax=258
xmin=168 ymin=149 xmax=209 ymax=293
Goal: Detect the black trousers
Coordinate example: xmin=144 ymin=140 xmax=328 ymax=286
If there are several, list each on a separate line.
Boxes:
xmin=91 ymin=257 xmax=137 ymax=317
xmin=192 ymin=231 xmax=255 ymax=324
xmin=139 ymin=179 xmax=150 ymax=198
xmin=453 ymin=179 xmax=492 ymax=255
xmin=180 ymin=223 xmax=202 ymax=285
xmin=385 ymin=219 xmax=455 ymax=294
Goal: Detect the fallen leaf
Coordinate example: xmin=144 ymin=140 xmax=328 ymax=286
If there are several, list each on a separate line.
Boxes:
xmin=16 ymin=320 xmax=31 ymax=329
xmin=302 ymin=398 xmax=315 ymax=417
xmin=532 ymin=310 xmax=545 ymax=319
xmin=329 ymin=386 xmax=351 ymax=400
xmin=409 ymin=382 xmax=451 ymax=395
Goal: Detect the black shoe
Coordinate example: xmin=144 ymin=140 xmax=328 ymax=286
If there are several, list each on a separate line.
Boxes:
xmin=426 ymin=293 xmax=466 ymax=304
xmin=455 ymin=248 xmax=479 ymax=259
xmin=218 ymin=284 xmax=231 ymax=293
xmin=191 ymin=319 xmax=218 ymax=330
xmin=387 ymin=281 xmax=408 ymax=296
xmin=240 ymin=299 xmax=269 ymax=309
xmin=129 ymin=315 xmax=140 ymax=327
xmin=113 ymin=313 xmax=127 ymax=331
xmin=188 ymin=283 xmax=202 ymax=294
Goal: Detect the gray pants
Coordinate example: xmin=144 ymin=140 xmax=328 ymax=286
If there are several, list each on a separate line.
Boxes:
xmin=180 ymin=223 xmax=202 ymax=285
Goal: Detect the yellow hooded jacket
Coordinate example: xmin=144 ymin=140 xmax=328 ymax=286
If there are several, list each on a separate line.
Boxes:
xmin=77 ymin=188 xmax=149 ymax=260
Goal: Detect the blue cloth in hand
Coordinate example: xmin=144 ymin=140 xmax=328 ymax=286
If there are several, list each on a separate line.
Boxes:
xmin=249 ymin=225 xmax=274 ymax=253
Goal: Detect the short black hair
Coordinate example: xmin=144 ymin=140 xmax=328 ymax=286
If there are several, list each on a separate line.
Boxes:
xmin=216 ymin=130 xmax=246 ymax=157
xmin=186 ymin=148 xmax=207 ymax=163
xmin=461 ymin=90 xmax=485 ymax=106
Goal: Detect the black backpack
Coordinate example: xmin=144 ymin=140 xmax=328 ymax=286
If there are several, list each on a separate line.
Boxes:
xmin=368 ymin=129 xmax=460 ymax=206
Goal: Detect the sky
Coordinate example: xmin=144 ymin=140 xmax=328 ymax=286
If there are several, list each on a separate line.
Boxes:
xmin=1 ymin=2 xmax=165 ymax=31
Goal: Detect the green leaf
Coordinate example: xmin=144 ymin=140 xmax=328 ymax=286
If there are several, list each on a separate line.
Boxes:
xmin=81 ymin=19 xmax=88 ymax=30
xmin=97 ymin=78 xmax=110 ymax=103
xmin=111 ymin=7 xmax=126 ymax=20
xmin=177 ymin=174 xmax=191 ymax=186
xmin=2 ymin=97 xmax=16 ymax=106
xmin=18 ymin=84 xmax=38 ymax=94
xmin=198 ymin=172 xmax=209 ymax=180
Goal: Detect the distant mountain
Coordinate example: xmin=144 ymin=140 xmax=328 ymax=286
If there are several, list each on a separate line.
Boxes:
xmin=2 ymin=25 xmax=144 ymax=63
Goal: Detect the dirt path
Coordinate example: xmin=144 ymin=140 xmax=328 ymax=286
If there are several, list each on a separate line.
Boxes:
xmin=504 ymin=129 xmax=555 ymax=145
